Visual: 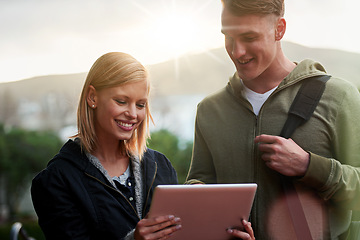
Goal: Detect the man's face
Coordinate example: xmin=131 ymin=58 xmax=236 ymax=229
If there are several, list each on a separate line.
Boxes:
xmin=221 ymin=8 xmax=280 ymax=84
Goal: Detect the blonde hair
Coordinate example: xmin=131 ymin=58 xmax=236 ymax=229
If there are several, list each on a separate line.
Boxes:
xmin=221 ymin=0 xmax=285 ymax=17
xmin=75 ymin=52 xmax=152 ymax=159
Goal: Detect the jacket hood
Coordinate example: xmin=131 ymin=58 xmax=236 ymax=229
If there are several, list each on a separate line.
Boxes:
xmin=48 ymin=139 xmax=91 ymax=172
xmin=280 ymin=59 xmax=328 ymax=87
xmin=48 ymin=140 xmax=144 ymax=179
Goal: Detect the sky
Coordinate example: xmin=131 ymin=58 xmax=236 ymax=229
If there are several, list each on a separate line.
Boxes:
xmin=1 ymin=0 xmax=360 ymax=83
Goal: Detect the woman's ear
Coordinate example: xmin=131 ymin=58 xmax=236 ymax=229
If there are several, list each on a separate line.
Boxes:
xmin=87 ymin=85 xmax=97 ymax=109
xmin=275 ymin=17 xmax=286 ymax=41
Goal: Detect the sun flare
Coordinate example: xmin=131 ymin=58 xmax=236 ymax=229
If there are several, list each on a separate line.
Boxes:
xmin=126 ymin=0 xmax=222 ymax=66
xmin=150 ymin=12 xmax=199 ymax=56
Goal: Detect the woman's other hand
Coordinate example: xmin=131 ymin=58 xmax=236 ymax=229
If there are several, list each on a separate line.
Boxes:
xmin=134 ymin=215 xmax=182 ymax=240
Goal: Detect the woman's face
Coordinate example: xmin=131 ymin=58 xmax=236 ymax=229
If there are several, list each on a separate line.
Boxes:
xmin=90 ymin=80 xmax=148 ymax=144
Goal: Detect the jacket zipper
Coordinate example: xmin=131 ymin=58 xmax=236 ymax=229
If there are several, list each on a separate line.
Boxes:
xmin=252 ymin=115 xmax=259 ymax=232
xmin=142 ymin=162 xmax=158 ymax=217
xmin=85 ymin=172 xmax=140 ymax=220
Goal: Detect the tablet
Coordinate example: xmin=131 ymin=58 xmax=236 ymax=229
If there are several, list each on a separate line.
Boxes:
xmin=148 ymin=183 xmax=257 ymax=240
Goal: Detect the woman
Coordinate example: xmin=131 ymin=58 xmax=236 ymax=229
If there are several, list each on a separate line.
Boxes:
xmin=31 ymin=52 xmax=182 ymax=240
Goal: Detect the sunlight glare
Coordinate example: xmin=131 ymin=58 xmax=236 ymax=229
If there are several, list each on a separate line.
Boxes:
xmin=148 ymin=12 xmax=199 ymax=58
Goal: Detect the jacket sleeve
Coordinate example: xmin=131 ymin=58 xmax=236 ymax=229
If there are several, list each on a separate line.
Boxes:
xmin=149 ymin=149 xmax=178 ymax=185
xmin=185 ymin=108 xmax=217 ymax=184
xmin=163 ymin=153 xmax=179 ymax=185
xmin=31 ymin=167 xmax=92 ymax=240
xmin=300 ymin=80 xmax=360 ymax=210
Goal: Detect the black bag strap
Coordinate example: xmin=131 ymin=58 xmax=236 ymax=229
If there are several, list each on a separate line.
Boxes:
xmin=279 ymin=74 xmax=330 ymax=240
xmin=280 ymin=75 xmax=331 ymax=138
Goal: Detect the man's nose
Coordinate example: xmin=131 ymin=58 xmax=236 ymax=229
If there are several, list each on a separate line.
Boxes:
xmin=232 ymin=41 xmax=246 ymax=59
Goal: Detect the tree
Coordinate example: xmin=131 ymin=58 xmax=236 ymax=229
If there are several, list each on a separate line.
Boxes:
xmin=0 ymin=124 xmax=63 ymax=220
xmin=0 ymin=89 xmax=19 ymax=127
xmin=148 ymin=129 xmax=192 ymax=183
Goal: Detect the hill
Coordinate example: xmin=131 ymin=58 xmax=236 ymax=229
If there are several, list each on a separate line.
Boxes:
xmin=1 ymin=41 xmax=360 ymax=101
xmin=282 ymin=42 xmax=360 ymax=86
xmin=1 ymin=41 xmax=359 ymax=132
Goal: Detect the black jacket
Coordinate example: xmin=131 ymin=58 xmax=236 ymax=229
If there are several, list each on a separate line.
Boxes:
xmin=31 ymin=140 xmax=178 ymax=240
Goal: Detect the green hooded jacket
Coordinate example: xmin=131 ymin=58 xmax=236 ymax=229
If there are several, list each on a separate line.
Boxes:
xmin=186 ymin=59 xmax=360 ymax=239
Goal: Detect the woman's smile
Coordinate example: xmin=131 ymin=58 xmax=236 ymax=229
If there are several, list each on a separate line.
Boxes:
xmin=116 ymin=120 xmax=136 ymax=131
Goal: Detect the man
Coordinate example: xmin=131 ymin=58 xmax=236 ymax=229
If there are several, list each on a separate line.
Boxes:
xmin=186 ymin=0 xmax=360 ymax=239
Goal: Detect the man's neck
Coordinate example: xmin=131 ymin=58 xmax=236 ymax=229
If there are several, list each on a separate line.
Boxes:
xmin=243 ymin=51 xmax=296 ymax=94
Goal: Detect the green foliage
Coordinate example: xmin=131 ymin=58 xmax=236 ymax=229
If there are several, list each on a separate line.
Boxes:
xmin=0 ymin=124 xmax=63 ymax=219
xmin=148 ymin=129 xmax=192 ymax=183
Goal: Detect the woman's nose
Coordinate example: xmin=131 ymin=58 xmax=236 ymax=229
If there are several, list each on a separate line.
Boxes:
xmin=125 ymin=104 xmax=136 ymax=119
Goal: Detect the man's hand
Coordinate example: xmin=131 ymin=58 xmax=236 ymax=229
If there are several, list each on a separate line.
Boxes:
xmin=254 ymin=134 xmax=310 ymax=177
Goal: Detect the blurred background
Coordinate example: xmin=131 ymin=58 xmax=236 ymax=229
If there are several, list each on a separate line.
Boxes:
xmin=1 ymin=0 xmax=360 ymax=238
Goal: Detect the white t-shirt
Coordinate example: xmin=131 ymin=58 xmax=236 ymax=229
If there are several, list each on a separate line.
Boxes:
xmin=242 ymin=81 xmax=277 ymax=116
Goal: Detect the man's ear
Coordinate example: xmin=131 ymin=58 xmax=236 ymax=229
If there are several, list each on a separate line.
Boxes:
xmin=275 ymin=17 xmax=286 ymax=41
xmin=87 ymin=85 xmax=97 ymax=108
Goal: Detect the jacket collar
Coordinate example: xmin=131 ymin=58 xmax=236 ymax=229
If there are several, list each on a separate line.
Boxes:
xmin=50 ymin=139 xmax=158 ymax=219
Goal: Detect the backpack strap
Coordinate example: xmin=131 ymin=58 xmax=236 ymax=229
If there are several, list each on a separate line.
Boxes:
xmin=280 ymin=74 xmax=331 ymax=240
xmin=280 ymin=75 xmax=331 ymax=138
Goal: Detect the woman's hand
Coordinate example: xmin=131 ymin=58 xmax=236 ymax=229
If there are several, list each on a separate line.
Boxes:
xmin=227 ymin=219 xmax=255 ymax=240
xmin=134 ymin=215 xmax=182 ymax=240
